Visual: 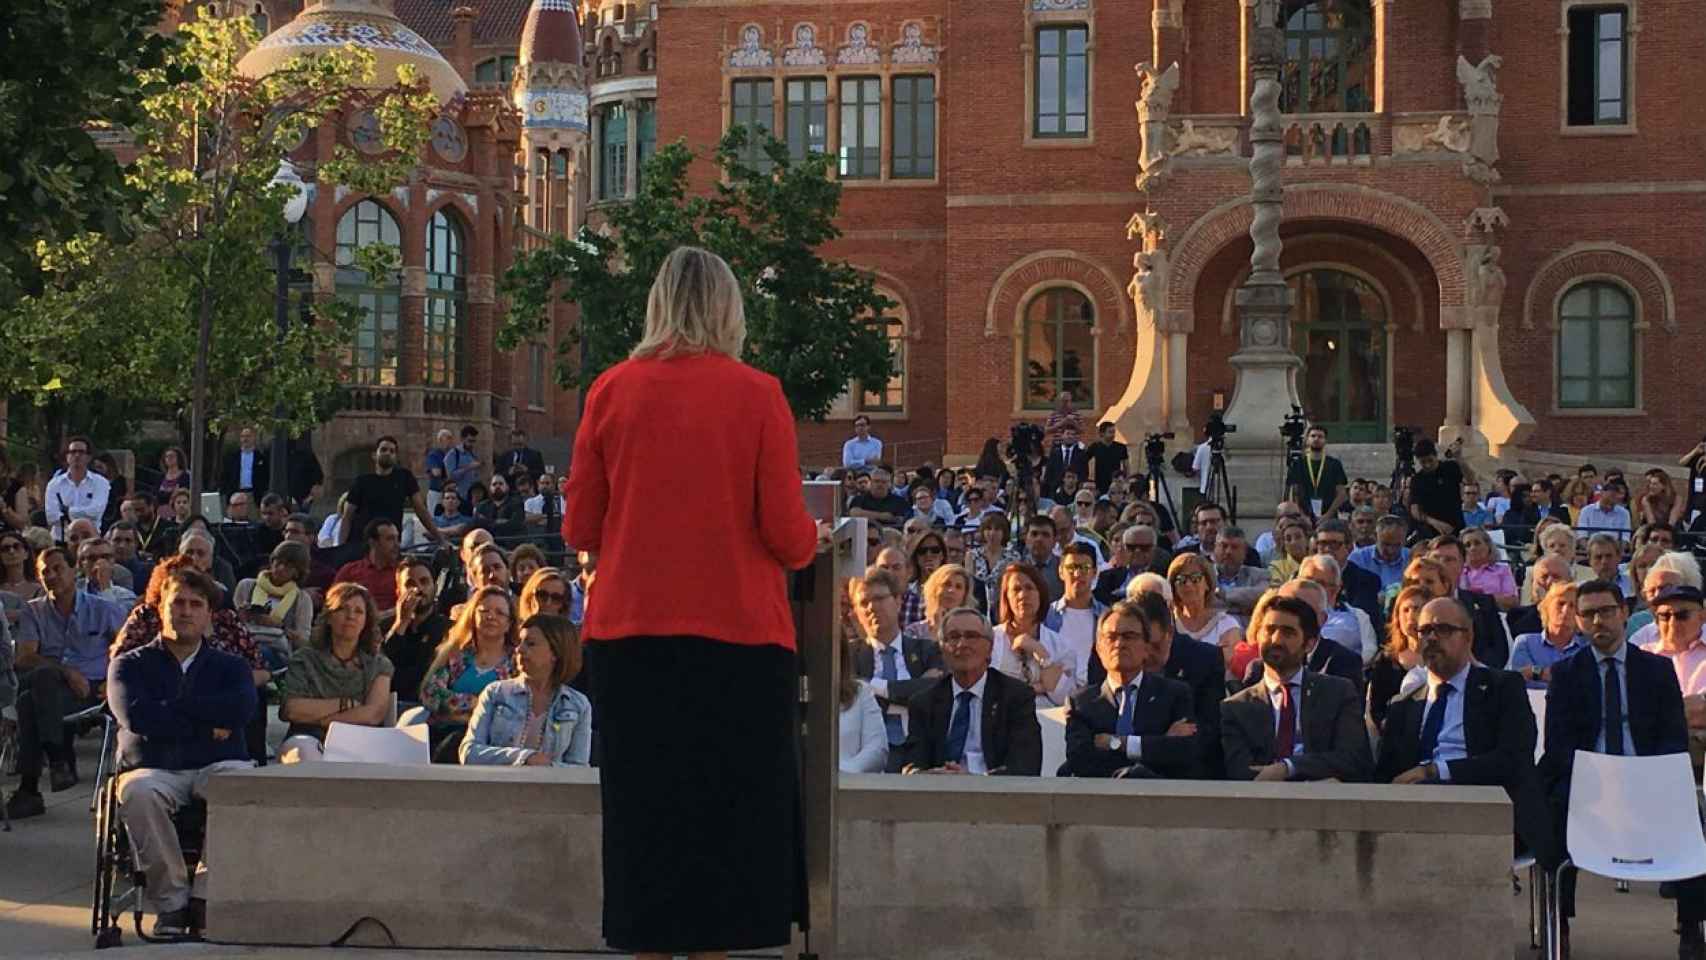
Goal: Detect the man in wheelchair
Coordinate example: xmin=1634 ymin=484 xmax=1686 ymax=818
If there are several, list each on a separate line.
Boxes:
xmin=106 ymin=564 xmax=256 ymax=938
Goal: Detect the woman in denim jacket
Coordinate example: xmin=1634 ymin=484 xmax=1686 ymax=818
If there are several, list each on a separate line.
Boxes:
xmin=460 ymin=613 xmax=591 ymax=766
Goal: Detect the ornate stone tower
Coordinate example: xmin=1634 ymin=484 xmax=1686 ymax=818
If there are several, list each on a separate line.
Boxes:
xmin=513 ymin=0 xmax=590 ymax=237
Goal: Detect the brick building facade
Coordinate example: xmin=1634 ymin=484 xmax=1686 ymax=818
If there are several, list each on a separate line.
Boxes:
xmin=658 ymin=0 xmax=1703 ymax=469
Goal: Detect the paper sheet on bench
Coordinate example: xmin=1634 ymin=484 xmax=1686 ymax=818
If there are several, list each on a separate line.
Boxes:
xmin=323 ymin=722 xmax=431 ymax=765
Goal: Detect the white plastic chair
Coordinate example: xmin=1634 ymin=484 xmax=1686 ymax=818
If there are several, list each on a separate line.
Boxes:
xmin=1545 ymin=751 xmax=1706 ymax=959
xmin=1526 ymin=689 xmax=1547 ymax=764
xmin=1037 ymin=706 xmax=1067 ymax=778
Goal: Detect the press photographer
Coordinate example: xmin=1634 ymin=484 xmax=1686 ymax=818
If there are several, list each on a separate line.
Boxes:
xmin=1406 ymin=437 xmax=1474 ymax=537
xmin=1284 ymin=421 xmax=1348 ymax=521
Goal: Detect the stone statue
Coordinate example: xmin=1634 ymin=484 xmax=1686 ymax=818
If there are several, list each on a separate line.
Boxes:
xmin=1456 ymin=54 xmax=1503 ymax=180
xmin=1124 ymin=209 xmax=1169 ymax=248
xmin=1420 ymin=115 xmax=1472 ymax=154
xmin=1134 ymin=61 xmax=1180 ymax=191
xmin=1170 ymin=119 xmax=1240 ymax=157
xmin=1128 ymin=249 xmax=1170 ymax=328
xmin=729 ymin=25 xmax=774 ymax=68
xmin=1469 ymin=245 xmax=1507 ymax=326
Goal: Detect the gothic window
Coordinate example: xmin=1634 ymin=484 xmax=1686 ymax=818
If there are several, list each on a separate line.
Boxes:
xmin=838 ymin=76 xmax=881 ymax=178
xmin=250 ymin=3 xmax=269 ymax=36
xmin=785 ymin=78 xmax=828 ymax=160
xmin=1280 ymin=0 xmax=1374 ymax=113
xmin=599 ymin=102 xmax=628 ymax=200
xmin=1557 ymin=282 xmax=1635 ymax=409
xmin=1022 ymin=288 xmax=1095 ymax=409
xmin=860 ymin=304 xmax=906 ymax=413
xmin=424 ymin=209 xmax=467 ymax=388
xmin=334 ymin=200 xmax=402 ymax=386
xmin=1034 ymin=25 xmax=1088 ymax=138
xmin=892 ymin=75 xmax=936 ymax=178
xmin=639 ymin=47 xmax=655 ymax=72
xmin=1567 ymin=6 xmax=1628 ymax=125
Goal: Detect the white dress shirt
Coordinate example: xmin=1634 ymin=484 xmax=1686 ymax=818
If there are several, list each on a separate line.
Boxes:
xmin=1423 ymin=661 xmax=1472 ymax=780
xmin=1262 ymin=669 xmax=1306 ymax=774
xmin=990 ymin=623 xmax=1074 ymax=707
xmin=952 ymin=671 xmax=990 ymax=774
xmin=44 ymin=470 xmax=110 ymax=540
xmin=866 ymin=632 xmax=913 ymax=736
xmin=1053 ymin=605 xmax=1098 ymax=693
xmin=838 ymin=681 xmax=889 ymax=773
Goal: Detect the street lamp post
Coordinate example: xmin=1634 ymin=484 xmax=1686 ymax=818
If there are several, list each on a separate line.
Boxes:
xmin=268 ymin=160 xmax=311 ymax=501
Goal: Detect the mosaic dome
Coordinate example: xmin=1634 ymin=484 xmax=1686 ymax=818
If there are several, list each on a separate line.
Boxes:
xmin=238 ymin=0 xmax=468 ymax=106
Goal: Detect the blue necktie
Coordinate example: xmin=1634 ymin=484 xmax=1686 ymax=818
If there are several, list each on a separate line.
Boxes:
xmin=1115 ymin=683 xmax=1137 ymax=737
xmin=945 ymin=691 xmax=974 ymax=764
xmin=1603 ymin=659 xmax=1625 ymax=755
xmin=879 ymin=647 xmax=905 ymax=746
xmin=1418 ymin=683 xmax=1454 ymax=761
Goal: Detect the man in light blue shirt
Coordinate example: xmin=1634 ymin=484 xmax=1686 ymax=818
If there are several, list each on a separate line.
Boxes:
xmin=1576 ymin=482 xmax=1633 ymax=543
xmin=1345 ymin=515 xmax=1410 ymax=590
xmin=444 ymin=425 xmax=483 ymax=500
xmin=842 ymin=415 xmax=883 ymax=469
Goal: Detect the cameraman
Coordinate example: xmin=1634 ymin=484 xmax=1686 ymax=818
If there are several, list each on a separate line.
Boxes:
xmin=1085 ymin=421 xmax=1130 ymax=495
xmin=1406 ymin=438 xmax=1470 ymax=537
xmin=1285 ymin=425 xmax=1349 ymax=521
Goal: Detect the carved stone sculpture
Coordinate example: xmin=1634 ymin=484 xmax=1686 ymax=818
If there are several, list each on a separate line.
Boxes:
xmin=1468 ymin=245 xmax=1507 ymax=327
xmin=1464 ymin=206 xmax=1510 ymax=238
xmin=1246 ymin=74 xmax=1284 ymax=281
xmin=1170 ymin=119 xmax=1240 ymax=157
xmin=1134 ymin=61 xmax=1180 ymax=192
xmin=1456 ymin=54 xmax=1503 ymax=182
xmin=1125 ymin=209 xmax=1170 ymax=248
xmin=729 ymin=25 xmax=774 ymax=68
xmin=1128 ymin=249 xmax=1170 ymax=329
xmin=783 ymin=23 xmax=826 ymax=67
xmin=1420 ymin=115 xmax=1472 ymax=154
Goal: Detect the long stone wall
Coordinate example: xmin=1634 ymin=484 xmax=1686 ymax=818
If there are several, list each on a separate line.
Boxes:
xmin=205 ymin=764 xmax=1514 ymax=959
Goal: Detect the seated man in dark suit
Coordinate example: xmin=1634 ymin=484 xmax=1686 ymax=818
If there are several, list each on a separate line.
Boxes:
xmin=1377 ymin=596 xmax=1557 ymax=866
xmin=1425 ymin=535 xmax=1509 ymax=669
xmin=1316 ymin=519 xmax=1383 ymax=632
xmin=1092 ymin=525 xmax=1169 ymax=606
xmin=1223 ymin=593 xmax=1373 ymax=782
xmin=1239 ymin=579 xmax=1363 ymax=695
xmin=1541 ymin=580 xmax=1705 ymax=959
xmin=899 ymin=607 xmax=1041 ymax=776
xmin=1063 ymin=600 xmax=1196 ymax=778
xmin=1089 ymin=586 xmax=1225 ymax=778
xmin=849 ymin=567 xmax=944 ymax=772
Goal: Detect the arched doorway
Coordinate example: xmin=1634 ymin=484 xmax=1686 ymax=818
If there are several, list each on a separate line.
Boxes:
xmin=1288 ymin=268 xmax=1387 ymax=441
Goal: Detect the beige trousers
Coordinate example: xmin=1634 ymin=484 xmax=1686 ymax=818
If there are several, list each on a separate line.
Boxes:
xmin=116 ymin=760 xmax=254 ymax=913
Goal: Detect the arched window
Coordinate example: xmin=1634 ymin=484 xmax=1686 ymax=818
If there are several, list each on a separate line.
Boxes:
xmin=1022 ymin=288 xmax=1094 ymax=410
xmin=599 ymin=103 xmax=628 ymax=199
xmin=1280 ymin=0 xmax=1374 ymax=113
xmin=859 ymin=296 xmax=906 ymax=413
xmin=1557 ymin=281 xmax=1635 ymax=409
xmin=639 ymin=47 xmax=655 ymax=72
xmin=251 ymin=3 xmax=269 ymax=36
xmin=425 ymin=209 xmax=467 ymax=389
xmin=335 ymin=200 xmax=402 ymax=385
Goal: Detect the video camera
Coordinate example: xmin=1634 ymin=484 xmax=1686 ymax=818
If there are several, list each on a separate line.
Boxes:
xmin=1009 ymin=421 xmax=1044 ymax=484
xmin=1143 ymin=432 xmax=1175 ymax=467
xmin=1392 ymin=426 xmax=1418 ymax=479
xmin=1205 ymin=411 xmax=1236 ymax=451
xmin=1280 ymin=405 xmax=1308 ymax=465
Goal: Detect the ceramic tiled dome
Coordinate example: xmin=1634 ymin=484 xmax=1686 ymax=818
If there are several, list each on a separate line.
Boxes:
xmin=238 ymin=0 xmax=468 ymax=105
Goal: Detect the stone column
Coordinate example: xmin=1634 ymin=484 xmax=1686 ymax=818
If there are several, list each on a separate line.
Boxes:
xmin=1222 ymin=0 xmax=1300 ymax=451
xmin=1152 ymin=0 xmax=1188 ymax=111
xmin=588 ymin=110 xmax=603 ymax=205
xmin=1443 ymin=329 xmax=1470 ymax=426
xmin=622 ymin=96 xmax=640 ymax=198
xmin=398 ymin=183 xmax=428 ymax=387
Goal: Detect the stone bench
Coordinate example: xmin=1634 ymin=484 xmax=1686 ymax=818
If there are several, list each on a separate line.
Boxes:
xmin=205 ymin=764 xmax=1514 ymax=958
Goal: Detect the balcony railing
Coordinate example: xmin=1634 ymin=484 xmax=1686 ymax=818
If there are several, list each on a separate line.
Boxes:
xmin=1283 ymin=113 xmax=1378 ymax=165
xmin=340 ymin=385 xmax=511 ymax=423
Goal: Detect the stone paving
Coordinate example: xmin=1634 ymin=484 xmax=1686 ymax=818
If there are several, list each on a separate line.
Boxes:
xmin=0 ymin=720 xmax=1689 ymax=959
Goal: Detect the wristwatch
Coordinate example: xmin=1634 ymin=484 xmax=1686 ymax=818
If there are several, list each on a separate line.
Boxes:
xmin=1108 ymin=735 xmax=1125 ymax=753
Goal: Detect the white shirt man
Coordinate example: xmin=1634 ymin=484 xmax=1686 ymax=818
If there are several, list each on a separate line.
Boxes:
xmin=842 ymin=416 xmax=883 ymax=469
xmin=44 ymin=438 xmax=110 ymax=541
xmin=1191 ymin=440 xmax=1213 ymax=495
xmin=1577 ymin=488 xmax=1633 ymax=542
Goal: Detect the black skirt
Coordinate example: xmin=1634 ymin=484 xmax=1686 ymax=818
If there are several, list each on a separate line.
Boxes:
xmin=589 ymin=635 xmax=807 ymax=953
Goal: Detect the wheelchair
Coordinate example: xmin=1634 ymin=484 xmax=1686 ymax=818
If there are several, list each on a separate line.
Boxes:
xmin=89 ymin=717 xmax=207 ymax=948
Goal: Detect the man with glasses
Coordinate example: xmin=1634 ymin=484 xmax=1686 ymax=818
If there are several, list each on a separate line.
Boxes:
xmin=570 ymin=550 xmax=596 ymax=626
xmin=1062 ymin=600 xmax=1195 ymax=778
xmin=1313 ymin=518 xmax=1382 ymax=631
xmin=1094 ymin=525 xmax=1167 ymax=605
xmin=1347 ymin=515 xmax=1411 ymax=591
xmin=1542 ymin=580 xmax=1705 ymax=958
xmin=848 ymin=468 xmax=909 ymax=530
xmin=897 ymin=608 xmax=1040 ymax=776
xmin=849 ymin=568 xmax=943 ymax=771
xmin=1639 ymin=585 xmax=1706 ymax=734
xmin=78 ymin=538 xmax=138 ymax=611
xmin=842 ymin=415 xmax=883 ymax=469
xmin=382 ymin=558 xmax=449 ymax=709
xmin=1213 ymin=526 xmax=1268 ymax=618
xmin=941 ymin=529 xmax=967 ymax=567
xmin=1220 ymin=593 xmax=1371 ymax=782
xmin=1299 ymin=555 xmax=1377 ymax=665
xmin=45 ymin=435 xmax=109 ymax=543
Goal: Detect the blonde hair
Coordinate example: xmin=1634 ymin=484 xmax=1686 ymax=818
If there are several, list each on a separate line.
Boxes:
xmin=630 ymin=246 xmax=748 ymax=361
xmin=921 ymin=563 xmax=972 ymax=631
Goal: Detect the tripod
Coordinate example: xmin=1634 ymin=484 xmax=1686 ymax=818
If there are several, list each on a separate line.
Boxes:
xmin=1206 ymin=442 xmax=1237 ymax=523
xmin=1144 ymin=451 xmax=1177 ymax=524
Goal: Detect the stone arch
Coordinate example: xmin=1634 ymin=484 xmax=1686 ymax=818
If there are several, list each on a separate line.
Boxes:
xmin=1522 ymin=242 xmax=1676 ymax=333
xmin=1165 ymin=183 xmax=1467 ymax=325
xmin=850 ymin=266 xmax=922 ymax=341
xmin=984 ymin=250 xmax=1130 ymax=338
xmin=1216 ymin=234 xmax=1428 ymax=334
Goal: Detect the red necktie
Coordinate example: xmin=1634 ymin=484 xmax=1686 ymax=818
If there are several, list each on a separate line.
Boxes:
xmin=1274 ymin=682 xmax=1297 ymax=759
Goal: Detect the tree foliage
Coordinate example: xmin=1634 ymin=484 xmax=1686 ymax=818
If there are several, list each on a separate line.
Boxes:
xmin=0 ymin=12 xmax=435 ymax=493
xmin=499 ymin=129 xmax=894 ymax=421
xmin=0 ymin=0 xmax=177 ymax=308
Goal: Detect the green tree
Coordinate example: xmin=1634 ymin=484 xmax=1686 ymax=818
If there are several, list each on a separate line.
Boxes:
xmin=499 ymin=129 xmax=894 ymax=421
xmin=0 ymin=0 xmax=175 ymax=308
xmin=0 ymin=12 xmax=435 ymax=499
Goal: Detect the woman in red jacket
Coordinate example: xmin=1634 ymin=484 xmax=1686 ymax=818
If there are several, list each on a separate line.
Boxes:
xmin=564 ymin=246 xmax=823 ymax=960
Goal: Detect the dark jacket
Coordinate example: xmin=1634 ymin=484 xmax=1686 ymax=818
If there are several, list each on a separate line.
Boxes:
xmin=1506 ymin=604 xmax=1541 ymax=643
xmin=849 ymin=634 xmax=943 ymax=712
xmin=495 ymin=447 xmax=546 ymax=483
xmin=1539 ymin=643 xmax=1688 ymax=799
xmin=1086 ymin=636 xmax=1226 ymax=778
xmin=1457 ymin=588 xmax=1508 ymax=670
xmin=380 ymin=611 xmax=451 ymax=705
xmin=1063 ymin=672 xmax=1196 ymax=778
xmin=1221 ymin=670 xmax=1373 ymax=782
xmin=900 ymin=669 xmax=1042 ymax=775
xmin=1042 ymin=442 xmax=1090 ymax=499
xmin=1341 ymin=562 xmax=1384 ymax=635
xmin=220 ymin=448 xmax=270 ymax=497
xmin=107 ymin=639 xmax=257 ymax=772
xmin=1242 ymin=635 xmax=1364 ymax=696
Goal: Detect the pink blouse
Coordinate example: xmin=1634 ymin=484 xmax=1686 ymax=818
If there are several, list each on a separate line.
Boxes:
xmin=1460 ymin=562 xmax=1517 ymax=598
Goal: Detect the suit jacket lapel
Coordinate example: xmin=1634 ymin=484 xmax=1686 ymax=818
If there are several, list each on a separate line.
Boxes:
xmin=1462 ymin=667 xmax=1492 ymax=754
xmin=981 ymin=676 xmax=1003 ymax=761
xmin=1247 ymin=685 xmax=1277 ymax=763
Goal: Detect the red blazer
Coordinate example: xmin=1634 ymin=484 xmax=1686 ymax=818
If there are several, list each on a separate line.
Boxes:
xmin=563 ymin=352 xmax=819 ymax=650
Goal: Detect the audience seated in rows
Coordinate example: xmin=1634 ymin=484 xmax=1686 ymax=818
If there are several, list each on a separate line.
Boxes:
xmin=459 ymin=614 xmax=590 ymax=767
xmin=277 ymin=582 xmax=394 ymax=764
xmin=414 ymin=585 xmax=519 ymax=762
xmin=1062 ymin=600 xmax=1196 ymax=779
xmin=897 ymin=606 xmax=1041 ymax=776
xmin=233 ymin=541 xmax=314 ymax=669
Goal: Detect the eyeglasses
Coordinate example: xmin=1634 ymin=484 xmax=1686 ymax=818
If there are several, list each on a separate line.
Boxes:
xmin=1061 ymin=563 xmax=1096 ymax=575
xmin=1172 ymin=572 xmax=1206 ymax=585
xmin=535 ymin=589 xmax=569 ymax=605
xmin=916 ymin=546 xmax=943 ymax=557
xmin=1417 ymin=624 xmax=1468 ymax=638
xmin=1124 ymin=541 xmax=1155 ymax=551
xmin=1100 ymin=630 xmax=1147 ymax=644
xmin=1577 ymin=605 xmax=1622 ymax=622
xmin=943 ymin=630 xmax=990 ymax=645
xmin=1655 ymin=609 xmax=1701 ymax=624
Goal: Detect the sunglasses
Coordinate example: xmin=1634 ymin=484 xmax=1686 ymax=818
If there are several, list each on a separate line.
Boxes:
xmin=916 ymin=546 xmax=943 ymax=557
xmin=1172 ymin=572 xmax=1206 ymax=585
xmin=535 ymin=589 xmax=569 ymax=604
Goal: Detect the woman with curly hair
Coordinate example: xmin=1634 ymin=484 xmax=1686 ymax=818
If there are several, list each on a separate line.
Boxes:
xmin=415 ymin=584 xmax=519 ymax=760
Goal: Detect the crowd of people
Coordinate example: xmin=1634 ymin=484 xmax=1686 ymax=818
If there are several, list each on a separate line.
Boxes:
xmin=829 ymin=417 xmax=1706 ymax=958
xmin=0 ymin=428 xmax=592 ymax=939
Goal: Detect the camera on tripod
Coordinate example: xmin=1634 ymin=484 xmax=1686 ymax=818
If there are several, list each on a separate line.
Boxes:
xmin=1205 ymin=411 xmax=1236 ymax=451
xmin=1009 ymin=421 xmax=1044 ymax=484
xmin=1143 ymin=432 xmax=1175 ymax=467
xmin=1279 ymin=406 xmax=1308 ymax=461
xmin=1391 ymin=426 xmax=1418 ymax=482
